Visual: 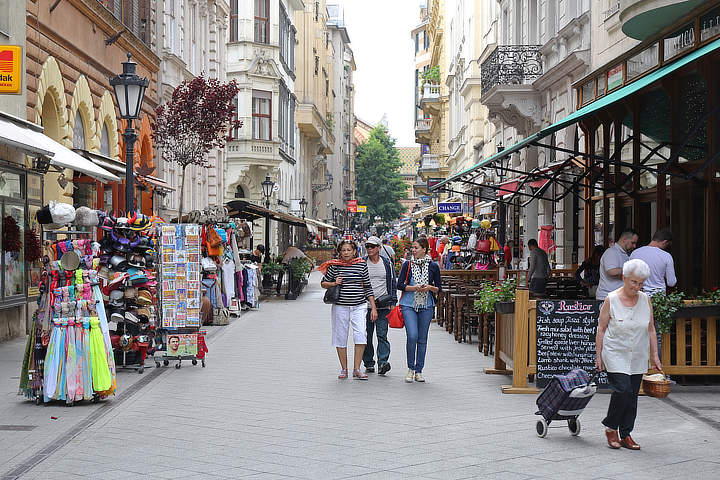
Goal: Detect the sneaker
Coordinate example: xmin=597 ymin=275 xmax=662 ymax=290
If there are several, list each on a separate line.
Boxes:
xmin=405 ymin=369 xmax=415 ymax=383
xmin=414 ymin=372 xmax=425 ymax=382
xmin=378 ymin=363 xmax=391 ymax=375
xmin=365 ymin=366 xmax=375 ymax=373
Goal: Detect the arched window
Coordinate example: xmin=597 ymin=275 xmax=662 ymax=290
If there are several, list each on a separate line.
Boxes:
xmin=100 ymin=123 xmax=110 ymax=156
xmin=73 ymin=110 xmax=85 ymax=149
xmin=235 ymin=185 xmax=246 ymax=198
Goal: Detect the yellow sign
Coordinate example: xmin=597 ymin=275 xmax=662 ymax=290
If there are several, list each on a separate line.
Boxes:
xmin=357 ymin=205 xmax=367 ymax=213
xmin=0 ymin=46 xmax=22 ymax=94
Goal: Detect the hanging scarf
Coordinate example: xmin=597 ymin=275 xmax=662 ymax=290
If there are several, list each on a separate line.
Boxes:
xmin=411 ymin=255 xmax=432 ymax=311
xmin=317 ymin=257 xmax=364 ymax=275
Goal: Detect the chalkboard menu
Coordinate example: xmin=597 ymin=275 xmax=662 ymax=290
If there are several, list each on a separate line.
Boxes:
xmin=535 ymin=299 xmax=608 ymax=388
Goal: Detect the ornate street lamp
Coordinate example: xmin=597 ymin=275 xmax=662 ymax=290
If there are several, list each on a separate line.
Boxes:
xmin=260 ymin=174 xmax=275 ymax=262
xmin=299 ymin=197 xmax=308 ymax=218
xmin=109 ymin=53 xmax=148 ymax=214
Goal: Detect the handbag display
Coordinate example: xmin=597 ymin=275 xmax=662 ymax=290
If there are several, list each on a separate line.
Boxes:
xmin=323 ymin=284 xmax=340 ymax=304
xmin=388 ymin=264 xmax=411 ymax=328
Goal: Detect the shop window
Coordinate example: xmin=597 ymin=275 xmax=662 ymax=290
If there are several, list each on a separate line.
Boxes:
xmin=73 ymin=182 xmax=97 ymax=209
xmin=3 ymin=203 xmax=24 ymax=298
xmin=0 ymin=171 xmax=23 ymax=199
xmin=678 ymin=73 xmax=708 ymax=163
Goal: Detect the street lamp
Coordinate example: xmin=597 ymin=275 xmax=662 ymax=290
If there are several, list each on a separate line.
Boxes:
xmin=299 ymin=197 xmax=308 ymax=218
xmin=109 ymin=53 xmax=148 ymax=214
xmin=260 ymin=174 xmax=275 ymax=262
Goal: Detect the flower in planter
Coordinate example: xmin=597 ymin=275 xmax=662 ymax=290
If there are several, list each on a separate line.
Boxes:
xmin=651 ymin=291 xmax=685 ymax=334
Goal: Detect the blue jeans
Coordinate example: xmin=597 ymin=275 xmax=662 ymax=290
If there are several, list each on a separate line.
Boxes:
xmin=402 ymin=306 xmax=433 ymax=373
xmin=363 ymin=308 xmax=391 ymax=368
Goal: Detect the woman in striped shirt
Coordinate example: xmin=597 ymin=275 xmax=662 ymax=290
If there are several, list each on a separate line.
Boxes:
xmin=321 ymin=240 xmax=378 ymax=380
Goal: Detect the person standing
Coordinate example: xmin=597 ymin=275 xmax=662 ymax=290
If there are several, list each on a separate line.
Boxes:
xmin=379 ymin=237 xmax=396 ymax=262
xmin=320 ymin=241 xmax=378 ymax=380
xmin=596 ymin=259 xmax=662 ymax=450
xmin=597 ymin=230 xmax=639 ymax=300
xmin=504 ymin=240 xmax=514 ymax=269
xmin=527 ymin=239 xmax=550 ymax=296
xmin=397 ymin=238 xmax=442 ymax=383
xmin=576 ymin=245 xmax=605 ymax=298
xmin=362 ymin=236 xmax=397 ymax=375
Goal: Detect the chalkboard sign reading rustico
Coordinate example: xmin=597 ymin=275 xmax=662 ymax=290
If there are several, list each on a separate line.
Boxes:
xmin=535 ymin=300 xmax=607 ymax=389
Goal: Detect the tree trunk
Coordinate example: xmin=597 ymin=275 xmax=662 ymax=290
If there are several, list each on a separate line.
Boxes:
xmin=178 ymin=164 xmax=188 ymax=223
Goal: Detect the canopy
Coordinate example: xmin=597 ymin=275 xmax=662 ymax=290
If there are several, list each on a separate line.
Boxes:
xmin=304 ymin=218 xmax=339 ymax=230
xmin=226 ymin=200 xmax=307 ymax=227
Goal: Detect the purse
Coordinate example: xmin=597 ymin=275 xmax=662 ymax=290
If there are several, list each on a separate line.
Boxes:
xmin=375 ymin=293 xmax=394 ymax=308
xmin=388 ymin=264 xmax=411 ymax=328
xmin=323 ymin=284 xmax=340 ymax=304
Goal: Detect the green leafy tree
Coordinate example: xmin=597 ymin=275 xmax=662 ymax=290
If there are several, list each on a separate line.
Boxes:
xmin=355 ymin=127 xmax=407 ymax=223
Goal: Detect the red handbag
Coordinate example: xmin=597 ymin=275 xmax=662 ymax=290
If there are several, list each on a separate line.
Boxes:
xmin=388 ymin=264 xmax=411 ymax=328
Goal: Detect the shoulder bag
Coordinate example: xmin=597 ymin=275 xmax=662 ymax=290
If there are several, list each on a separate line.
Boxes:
xmin=323 ymin=284 xmax=340 ymax=304
xmin=387 ymin=264 xmax=411 ymax=328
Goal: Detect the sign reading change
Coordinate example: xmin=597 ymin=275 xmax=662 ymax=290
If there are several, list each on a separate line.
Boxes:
xmin=535 ymin=299 xmax=607 ymax=388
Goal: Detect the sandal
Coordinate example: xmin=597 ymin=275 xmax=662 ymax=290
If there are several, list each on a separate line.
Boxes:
xmin=353 ymin=369 xmax=368 ymax=380
xmin=338 ymin=369 xmax=348 ymax=379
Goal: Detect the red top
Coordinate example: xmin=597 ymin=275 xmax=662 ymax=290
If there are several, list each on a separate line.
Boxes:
xmin=504 ymin=245 xmax=512 ymax=267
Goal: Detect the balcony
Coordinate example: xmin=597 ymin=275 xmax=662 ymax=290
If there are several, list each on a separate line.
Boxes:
xmin=226 ymin=140 xmax=281 ymax=167
xmin=421 ymin=83 xmax=440 ymax=102
xmin=415 ymin=118 xmax=432 ymax=143
xmin=480 ymin=45 xmax=543 ymax=133
xmin=418 ymin=154 xmax=440 ymax=173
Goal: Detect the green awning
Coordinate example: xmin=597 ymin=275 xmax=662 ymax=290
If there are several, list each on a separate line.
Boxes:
xmin=431 ymin=36 xmax=720 ymax=191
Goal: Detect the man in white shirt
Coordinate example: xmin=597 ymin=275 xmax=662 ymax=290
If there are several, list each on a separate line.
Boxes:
xmin=629 ymin=229 xmax=677 ymax=296
xmin=596 ymin=229 xmax=639 ymax=300
xmin=379 ymin=238 xmax=395 ymax=262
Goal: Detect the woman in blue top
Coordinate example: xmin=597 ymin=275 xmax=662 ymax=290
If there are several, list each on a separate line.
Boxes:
xmin=397 ymin=238 xmax=442 ymax=383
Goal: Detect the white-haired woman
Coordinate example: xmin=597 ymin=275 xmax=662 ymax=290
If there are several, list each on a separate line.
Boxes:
xmin=596 ymin=258 xmax=662 ymax=450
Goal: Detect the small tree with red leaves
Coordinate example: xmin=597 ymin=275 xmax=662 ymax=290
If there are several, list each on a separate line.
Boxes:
xmin=153 ymin=75 xmax=242 ymax=222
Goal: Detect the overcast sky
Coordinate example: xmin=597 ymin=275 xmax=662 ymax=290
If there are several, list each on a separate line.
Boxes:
xmin=335 ymin=0 xmax=421 ymax=147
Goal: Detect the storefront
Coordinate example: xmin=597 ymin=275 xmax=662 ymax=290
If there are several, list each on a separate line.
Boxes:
xmin=431 ymin=3 xmax=720 ymax=291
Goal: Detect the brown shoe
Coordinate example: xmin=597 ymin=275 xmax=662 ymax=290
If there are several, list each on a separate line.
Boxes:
xmin=621 ymin=435 xmax=641 ymax=450
xmin=605 ymin=429 xmax=621 ymax=449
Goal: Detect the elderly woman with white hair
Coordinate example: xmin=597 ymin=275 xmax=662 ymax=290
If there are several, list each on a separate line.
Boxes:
xmin=596 ymin=258 xmax=662 ymax=450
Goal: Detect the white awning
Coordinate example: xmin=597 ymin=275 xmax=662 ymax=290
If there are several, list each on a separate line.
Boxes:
xmin=0 ymin=114 xmax=120 ymax=183
xmin=305 ymin=218 xmax=339 ymax=230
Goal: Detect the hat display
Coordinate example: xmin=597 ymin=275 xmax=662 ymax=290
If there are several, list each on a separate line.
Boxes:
xmin=74 ymin=206 xmax=99 ymax=227
xmin=137 ymin=289 xmax=152 ymax=306
xmin=49 ymin=202 xmax=76 ymax=225
xmin=36 ymin=205 xmax=54 ymax=225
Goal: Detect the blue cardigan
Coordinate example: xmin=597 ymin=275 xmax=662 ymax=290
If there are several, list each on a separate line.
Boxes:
xmin=397 ymin=260 xmax=442 ymax=304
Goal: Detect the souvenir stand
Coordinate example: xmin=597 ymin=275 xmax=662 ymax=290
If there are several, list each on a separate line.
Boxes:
xmin=18 ymin=204 xmax=117 ymax=405
xmin=155 ymin=224 xmax=207 ymax=368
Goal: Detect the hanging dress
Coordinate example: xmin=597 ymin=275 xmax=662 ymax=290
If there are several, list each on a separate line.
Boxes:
xmin=43 ymin=319 xmax=63 ymax=402
xmin=92 ymin=280 xmax=117 ymax=396
xmin=89 ymin=317 xmax=111 ymax=392
xmin=53 ymin=319 xmax=68 ymax=400
xmin=81 ymin=317 xmax=93 ymax=400
xmin=73 ymin=319 xmax=85 ymax=401
xmin=65 ymin=318 xmax=79 ymax=403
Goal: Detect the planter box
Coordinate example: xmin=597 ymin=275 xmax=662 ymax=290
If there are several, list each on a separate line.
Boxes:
xmin=674 ymin=303 xmax=720 ymax=319
xmin=495 ymin=301 xmax=515 ymax=314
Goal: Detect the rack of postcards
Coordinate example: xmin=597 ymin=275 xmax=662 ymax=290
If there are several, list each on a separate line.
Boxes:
xmin=154 ymin=224 xmax=207 ymax=368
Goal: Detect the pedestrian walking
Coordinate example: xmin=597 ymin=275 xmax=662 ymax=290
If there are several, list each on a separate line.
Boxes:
xmin=320 ymin=240 xmax=378 ymax=380
xmin=596 ymin=229 xmax=639 ymax=300
xmin=397 ymin=238 xmax=442 ymax=383
xmin=504 ymin=240 xmax=514 ymax=269
xmin=575 ymin=245 xmax=605 ymax=298
xmin=362 ymin=236 xmax=397 ymax=375
xmin=527 ymin=239 xmax=550 ymax=296
xmin=595 ymin=259 xmax=662 ymax=450
xmin=379 ymin=237 xmax=396 ymax=262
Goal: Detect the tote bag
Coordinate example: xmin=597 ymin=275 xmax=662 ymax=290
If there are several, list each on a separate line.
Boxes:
xmin=323 ymin=285 xmax=340 ymax=304
xmin=388 ymin=264 xmax=411 ymax=328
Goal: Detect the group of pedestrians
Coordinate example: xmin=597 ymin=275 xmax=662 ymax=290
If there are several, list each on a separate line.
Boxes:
xmin=319 ymin=237 xmax=442 ymax=383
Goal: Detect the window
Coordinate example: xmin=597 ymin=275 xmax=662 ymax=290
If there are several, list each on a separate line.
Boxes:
xmin=279 ymin=4 xmax=294 ymax=74
xmin=100 ymin=123 xmax=110 ymax=156
xmin=424 ymin=30 xmax=429 ymax=50
xmin=254 ymin=0 xmax=269 ymax=43
xmin=231 ymin=95 xmax=240 ymax=139
xmin=252 ymin=90 xmax=272 ymax=140
xmin=279 ymin=82 xmax=288 ymax=151
xmin=230 ymin=0 xmax=238 ymax=42
xmin=325 ymin=79 xmax=329 ymax=97
xmin=235 ymin=185 xmax=246 ymax=198
xmin=415 ymin=33 xmax=419 ymax=53
xmin=72 ymin=111 xmax=85 ymax=149
xmin=315 ymin=1 xmax=319 ymax=22
xmin=314 ymin=55 xmax=319 ymax=75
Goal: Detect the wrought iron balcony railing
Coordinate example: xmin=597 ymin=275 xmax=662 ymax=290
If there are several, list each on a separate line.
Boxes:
xmin=481 ymin=45 xmax=543 ymax=96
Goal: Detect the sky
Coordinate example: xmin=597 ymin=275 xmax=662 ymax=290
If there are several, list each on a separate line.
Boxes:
xmin=335 ymin=0 xmax=421 ymax=147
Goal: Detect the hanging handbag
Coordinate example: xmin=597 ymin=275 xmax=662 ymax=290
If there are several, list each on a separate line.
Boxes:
xmin=388 ymin=263 xmax=411 ymax=328
xmin=323 ymin=284 xmax=341 ymax=304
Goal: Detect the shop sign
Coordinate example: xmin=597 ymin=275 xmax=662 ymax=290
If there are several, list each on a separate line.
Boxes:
xmin=606 ymin=64 xmax=623 ymax=91
xmin=357 ymin=205 xmax=367 ymax=213
xmin=437 ymin=202 xmax=462 ymax=214
xmin=664 ymin=23 xmax=695 ymax=61
xmin=701 ymin=6 xmax=720 ymax=42
xmin=419 ymin=195 xmax=430 ymax=203
xmin=626 ymin=43 xmax=658 ymax=81
xmin=346 ymin=199 xmax=357 ymax=212
xmin=427 ymin=177 xmax=443 ymax=189
xmin=0 ymin=46 xmax=22 ymax=94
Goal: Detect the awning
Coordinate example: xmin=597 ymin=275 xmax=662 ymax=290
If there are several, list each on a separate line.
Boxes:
xmin=0 ymin=113 xmax=120 ymax=183
xmin=74 ymin=149 xmax=126 ymax=174
xmin=305 ymin=218 xmax=339 ymax=230
xmin=496 ymin=181 xmax=519 ymax=197
xmin=432 ymin=36 xmax=720 ymax=191
xmin=138 ymin=174 xmax=175 ymax=192
xmin=411 ymin=205 xmax=436 ymax=219
xmin=226 ymin=200 xmax=306 ymax=227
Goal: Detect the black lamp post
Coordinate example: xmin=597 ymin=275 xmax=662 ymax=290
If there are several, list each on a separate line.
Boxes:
xmin=110 ymin=53 xmax=148 ymax=214
xmin=495 ymin=144 xmax=507 ymax=247
xmin=299 ymin=197 xmax=308 ymax=218
xmin=261 ymin=174 xmax=275 ymax=262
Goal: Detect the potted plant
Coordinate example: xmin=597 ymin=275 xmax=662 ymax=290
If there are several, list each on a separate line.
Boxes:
xmin=651 ymin=291 xmax=685 ymax=334
xmin=261 ymin=258 xmax=282 ymax=289
xmin=493 ymin=278 xmax=516 ymax=314
xmin=286 ymin=257 xmax=314 ymax=299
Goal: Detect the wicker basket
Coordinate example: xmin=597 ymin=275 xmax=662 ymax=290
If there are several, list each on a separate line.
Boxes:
xmin=642 ymin=373 xmax=671 ymax=398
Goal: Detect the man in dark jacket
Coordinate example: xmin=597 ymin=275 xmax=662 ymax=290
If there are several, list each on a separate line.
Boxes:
xmin=362 ymin=236 xmax=397 ymax=375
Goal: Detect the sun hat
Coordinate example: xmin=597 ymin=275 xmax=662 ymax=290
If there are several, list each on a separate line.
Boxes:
xmin=136 ymin=307 xmax=151 ymax=321
xmin=137 ymin=289 xmax=152 ymax=306
xmin=365 ymin=235 xmax=382 ymax=246
xmin=49 ymin=202 xmax=76 ymax=225
xmin=74 ymin=206 xmax=99 ymax=227
xmin=108 ymin=289 xmax=125 ymax=307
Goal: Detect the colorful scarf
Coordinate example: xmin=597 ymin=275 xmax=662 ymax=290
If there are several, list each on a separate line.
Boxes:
xmin=411 ymin=255 xmax=432 ymax=311
xmin=317 ymin=257 xmax=365 ymax=274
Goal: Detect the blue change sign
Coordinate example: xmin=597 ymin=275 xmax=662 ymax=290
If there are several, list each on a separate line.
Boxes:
xmin=437 ymin=202 xmax=462 ymax=214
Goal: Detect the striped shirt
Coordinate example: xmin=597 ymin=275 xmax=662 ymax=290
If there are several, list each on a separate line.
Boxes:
xmin=322 ymin=263 xmax=372 ymax=306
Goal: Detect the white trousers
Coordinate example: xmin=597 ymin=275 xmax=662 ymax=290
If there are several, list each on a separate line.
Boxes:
xmin=331 ymin=304 xmax=368 ymax=348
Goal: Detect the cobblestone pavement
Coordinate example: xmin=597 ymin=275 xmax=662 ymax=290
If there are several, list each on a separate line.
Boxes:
xmin=1 ymin=272 xmax=719 ymax=479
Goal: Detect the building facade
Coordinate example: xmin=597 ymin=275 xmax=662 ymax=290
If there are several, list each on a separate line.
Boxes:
xmin=156 ymin=0 xmax=230 ymax=221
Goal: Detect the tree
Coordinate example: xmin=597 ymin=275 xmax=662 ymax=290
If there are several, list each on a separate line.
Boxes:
xmin=152 ymin=75 xmax=241 ymax=222
xmin=355 ymin=126 xmax=407 ymax=223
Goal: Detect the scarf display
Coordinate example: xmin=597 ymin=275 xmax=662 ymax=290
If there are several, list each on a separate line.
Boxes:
xmin=317 ymin=257 xmax=365 ymax=274
xmin=411 ymin=255 xmax=432 ymax=311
